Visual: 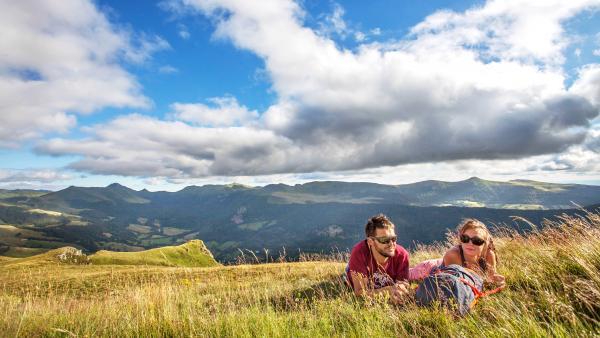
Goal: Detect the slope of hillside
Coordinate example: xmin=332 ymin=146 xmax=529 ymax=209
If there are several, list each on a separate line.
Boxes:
xmin=0 ymin=212 xmax=598 ymax=336
xmin=0 ymin=189 xmax=50 ymax=201
xmin=22 ymin=178 xmax=600 ymax=213
xmin=89 ymin=240 xmax=219 ymax=267
xmin=32 ymin=183 xmax=150 ymax=213
xmin=1 ymin=178 xmax=599 ymax=262
xmin=1 ymin=240 xmax=219 ymax=268
xmin=0 ymin=246 xmax=89 ymax=267
xmin=394 ymin=177 xmax=600 ymax=208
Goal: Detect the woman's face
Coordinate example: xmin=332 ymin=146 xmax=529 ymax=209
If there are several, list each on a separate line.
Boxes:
xmin=460 ymin=228 xmax=487 ymax=259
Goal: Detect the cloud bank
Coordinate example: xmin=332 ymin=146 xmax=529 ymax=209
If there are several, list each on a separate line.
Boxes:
xmin=35 ymin=0 xmax=600 ymax=179
xmin=0 ymin=0 xmax=168 ymax=147
xmin=0 ymin=169 xmax=73 ymax=184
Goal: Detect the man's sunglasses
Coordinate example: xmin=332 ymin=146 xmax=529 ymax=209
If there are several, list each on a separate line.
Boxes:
xmin=460 ymin=234 xmax=485 ymax=246
xmin=370 ymin=235 xmax=397 ymax=244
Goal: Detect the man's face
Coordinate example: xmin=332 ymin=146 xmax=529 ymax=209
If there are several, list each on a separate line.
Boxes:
xmin=369 ymin=227 xmax=397 ymax=258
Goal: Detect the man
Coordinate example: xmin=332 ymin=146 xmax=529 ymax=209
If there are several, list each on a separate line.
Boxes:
xmin=346 ymin=214 xmax=410 ymax=304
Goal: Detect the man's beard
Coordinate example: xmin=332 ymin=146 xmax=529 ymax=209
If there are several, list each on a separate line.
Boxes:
xmin=374 ymin=245 xmax=396 ymax=258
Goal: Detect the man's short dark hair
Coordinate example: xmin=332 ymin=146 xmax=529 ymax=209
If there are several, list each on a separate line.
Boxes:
xmin=365 ymin=214 xmax=395 ymax=237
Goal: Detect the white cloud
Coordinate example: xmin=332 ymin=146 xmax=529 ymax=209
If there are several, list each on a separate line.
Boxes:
xmin=178 ymin=23 xmax=191 ymax=39
xmin=354 ymin=31 xmax=366 ymax=42
xmin=37 ymin=114 xmax=306 ymax=177
xmin=143 ymin=177 xmax=168 ymax=186
xmin=314 ymin=3 xmax=379 ymax=43
xmin=570 ymin=64 xmax=600 ymax=106
xmin=122 ymin=34 xmax=171 ymax=64
xmin=159 ymin=65 xmax=179 ymax=74
xmin=410 ymin=0 xmax=596 ymax=65
xmin=530 ymin=124 xmax=600 ymax=172
xmin=0 ymin=0 xmax=169 ymax=148
xmin=0 ymin=169 xmax=73 ymax=184
xmin=169 ymin=96 xmax=259 ymax=127
xmin=318 ymin=3 xmax=349 ymax=38
xmin=37 ymin=0 xmax=600 ymax=179
xmin=179 ymin=30 xmax=191 ymax=39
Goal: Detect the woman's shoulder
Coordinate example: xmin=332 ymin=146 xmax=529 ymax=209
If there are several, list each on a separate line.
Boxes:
xmin=443 ymin=245 xmax=461 ymax=264
xmin=444 ymin=245 xmax=460 ymax=255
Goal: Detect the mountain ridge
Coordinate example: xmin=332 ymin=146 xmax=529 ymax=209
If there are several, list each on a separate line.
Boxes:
xmin=1 ymin=177 xmax=598 ymax=262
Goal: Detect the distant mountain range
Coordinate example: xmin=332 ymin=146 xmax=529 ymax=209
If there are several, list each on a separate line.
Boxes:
xmin=0 ymin=177 xmax=598 ymax=262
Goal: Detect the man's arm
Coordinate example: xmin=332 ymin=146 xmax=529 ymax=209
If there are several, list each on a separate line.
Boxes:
xmin=350 ymin=271 xmax=408 ymax=304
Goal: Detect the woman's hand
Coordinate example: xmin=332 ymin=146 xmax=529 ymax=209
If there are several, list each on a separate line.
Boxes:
xmin=490 ymin=273 xmax=506 ymax=287
xmin=389 ymin=281 xmax=410 ymax=304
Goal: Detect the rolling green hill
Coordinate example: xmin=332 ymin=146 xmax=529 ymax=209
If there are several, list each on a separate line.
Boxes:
xmin=31 ymin=183 xmax=149 ymax=213
xmin=0 ymin=212 xmax=598 ymax=336
xmin=1 ymin=240 xmax=218 ymax=268
xmin=0 ymin=246 xmax=89 ymax=267
xmin=393 ymin=177 xmax=598 ymax=209
xmin=0 ymin=189 xmax=50 ymax=200
xmin=89 ymin=240 xmax=219 ymax=267
xmin=16 ymin=178 xmax=600 ymax=212
xmin=0 ymin=178 xmax=598 ymax=262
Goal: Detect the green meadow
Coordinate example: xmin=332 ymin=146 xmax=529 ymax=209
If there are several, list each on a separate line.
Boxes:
xmin=1 ymin=212 xmax=599 ymax=337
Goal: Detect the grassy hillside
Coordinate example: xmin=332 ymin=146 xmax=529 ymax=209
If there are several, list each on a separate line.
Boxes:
xmin=0 ymin=189 xmax=50 ymax=200
xmin=0 ymin=240 xmax=219 ymax=268
xmin=0 ymin=246 xmax=89 ymax=267
xmin=2 ymin=179 xmax=599 ymax=262
xmin=0 ymin=212 xmax=598 ymax=336
xmin=32 ymin=183 xmax=150 ymax=213
xmin=89 ymin=240 xmax=219 ymax=267
xmin=1 ymin=195 xmax=598 ymax=263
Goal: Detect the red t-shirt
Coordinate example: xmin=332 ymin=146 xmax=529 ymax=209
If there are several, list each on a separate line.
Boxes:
xmin=346 ymin=240 xmax=409 ymax=289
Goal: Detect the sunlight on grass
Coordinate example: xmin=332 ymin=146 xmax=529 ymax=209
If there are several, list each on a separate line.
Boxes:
xmin=1 ymin=211 xmax=599 ymax=336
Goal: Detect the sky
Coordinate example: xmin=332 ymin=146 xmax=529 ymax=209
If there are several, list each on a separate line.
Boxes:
xmin=1 ymin=0 xmax=599 ymax=191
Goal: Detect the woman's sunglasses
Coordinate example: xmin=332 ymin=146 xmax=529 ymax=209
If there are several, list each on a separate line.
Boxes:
xmin=460 ymin=234 xmax=485 ymax=246
xmin=370 ymin=235 xmax=397 ymax=245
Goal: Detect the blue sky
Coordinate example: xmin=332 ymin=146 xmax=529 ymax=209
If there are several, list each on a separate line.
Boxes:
xmin=1 ymin=0 xmax=599 ymax=191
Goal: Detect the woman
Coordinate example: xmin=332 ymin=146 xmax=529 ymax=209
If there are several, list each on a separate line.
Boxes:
xmin=414 ymin=219 xmax=505 ymax=315
xmin=410 ymin=219 xmax=505 ymax=286
xmin=442 ymin=218 xmax=505 ymax=285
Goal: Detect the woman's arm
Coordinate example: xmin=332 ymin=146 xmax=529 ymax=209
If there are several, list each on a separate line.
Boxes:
xmin=485 ymin=249 xmax=506 ymax=285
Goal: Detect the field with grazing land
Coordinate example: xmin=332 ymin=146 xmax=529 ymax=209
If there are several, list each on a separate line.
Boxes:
xmin=1 ymin=212 xmax=599 ymax=337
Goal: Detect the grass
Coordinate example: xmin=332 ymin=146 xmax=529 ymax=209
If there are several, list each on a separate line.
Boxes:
xmin=98 ymin=242 xmax=144 ymax=252
xmin=0 ymin=224 xmax=51 ymax=249
xmin=28 ymin=209 xmax=63 ymax=216
xmin=139 ymin=237 xmax=174 ymax=247
xmin=161 ymin=227 xmax=187 ymax=236
xmin=23 ymin=239 xmax=74 ymax=249
xmin=508 ymin=180 xmax=569 ymax=192
xmin=238 ymin=221 xmax=268 ymax=231
xmin=127 ymin=224 xmax=153 ymax=234
xmin=89 ymin=240 xmax=219 ymax=267
xmin=1 ymin=212 xmax=599 ymax=337
xmin=271 ymin=191 xmax=380 ymax=204
xmin=0 ymin=246 xmax=48 ymax=258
